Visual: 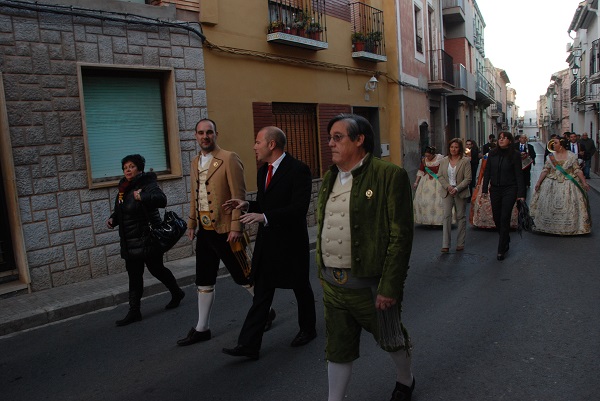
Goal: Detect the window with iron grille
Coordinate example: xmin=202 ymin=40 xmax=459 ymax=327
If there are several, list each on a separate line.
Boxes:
xmin=272 ymin=103 xmax=320 ymax=178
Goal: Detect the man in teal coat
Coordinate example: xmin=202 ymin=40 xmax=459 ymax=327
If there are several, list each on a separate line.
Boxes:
xmin=317 ymin=114 xmax=414 ymax=401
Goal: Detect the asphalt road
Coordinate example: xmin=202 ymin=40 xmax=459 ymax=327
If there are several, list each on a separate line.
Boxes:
xmin=2 ymin=144 xmax=599 ymax=401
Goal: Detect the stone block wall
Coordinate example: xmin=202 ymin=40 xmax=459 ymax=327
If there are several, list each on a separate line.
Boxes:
xmin=0 ymin=2 xmax=205 ymax=291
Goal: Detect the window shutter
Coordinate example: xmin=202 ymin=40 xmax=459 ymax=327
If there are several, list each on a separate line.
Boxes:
xmin=82 ymin=76 xmax=168 ymax=181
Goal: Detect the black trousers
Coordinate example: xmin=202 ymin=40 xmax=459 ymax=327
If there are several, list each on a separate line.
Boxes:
xmin=195 ymin=227 xmax=252 ymax=287
xmin=490 ymin=185 xmax=517 ymax=254
xmin=237 ymin=275 xmax=316 ymax=351
xmin=125 ymin=256 xmax=179 ymax=308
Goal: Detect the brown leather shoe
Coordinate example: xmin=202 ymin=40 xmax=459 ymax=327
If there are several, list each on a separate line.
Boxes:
xmin=176 ymin=328 xmax=211 ymax=346
xmin=441 ymin=248 xmax=449 ymax=253
xmin=456 ymin=246 xmax=464 ymax=251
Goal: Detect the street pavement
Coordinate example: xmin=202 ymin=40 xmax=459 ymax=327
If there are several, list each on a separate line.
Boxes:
xmin=0 ymin=141 xmax=598 ymax=337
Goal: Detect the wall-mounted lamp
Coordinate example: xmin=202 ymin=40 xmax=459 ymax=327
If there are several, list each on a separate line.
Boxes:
xmin=571 ymin=63 xmax=580 ymax=77
xmin=365 ymin=75 xmax=378 ymax=91
xmin=364 ymin=75 xmax=378 ymax=101
xmin=553 ymin=93 xmax=558 ymax=100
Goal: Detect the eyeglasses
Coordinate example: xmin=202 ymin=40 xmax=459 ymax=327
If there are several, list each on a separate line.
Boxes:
xmin=328 ymin=134 xmax=348 ymax=143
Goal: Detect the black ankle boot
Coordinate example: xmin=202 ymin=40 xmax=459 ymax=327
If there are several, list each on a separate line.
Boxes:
xmin=115 ymin=309 xmax=142 ymax=326
xmin=165 ymin=288 xmax=185 ymax=310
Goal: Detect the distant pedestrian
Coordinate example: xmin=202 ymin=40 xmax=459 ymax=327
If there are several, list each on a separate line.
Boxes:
xmin=580 ymin=132 xmax=596 ymax=179
xmin=413 ymin=146 xmax=445 ymax=226
xmin=107 ymin=154 xmax=184 ymax=326
xmin=465 ymin=139 xmax=480 ymax=194
xmin=438 ymin=138 xmax=471 ymax=253
xmin=482 ymin=132 xmax=525 ymax=261
xmin=513 ymin=134 xmax=536 ymax=190
xmin=317 ymin=114 xmax=414 ymax=401
xmin=482 ymin=134 xmax=496 ymax=155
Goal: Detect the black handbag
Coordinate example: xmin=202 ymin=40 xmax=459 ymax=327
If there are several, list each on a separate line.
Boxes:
xmin=146 ymin=210 xmax=187 ymax=254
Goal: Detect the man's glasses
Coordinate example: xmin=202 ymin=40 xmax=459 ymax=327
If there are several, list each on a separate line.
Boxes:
xmin=328 ymin=134 xmax=348 ymax=143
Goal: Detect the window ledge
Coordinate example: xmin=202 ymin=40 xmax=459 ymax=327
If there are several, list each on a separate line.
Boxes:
xmin=267 ymin=33 xmax=328 ymax=50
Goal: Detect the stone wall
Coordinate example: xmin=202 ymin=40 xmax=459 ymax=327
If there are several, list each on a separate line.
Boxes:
xmin=0 ymin=2 xmax=205 ymax=291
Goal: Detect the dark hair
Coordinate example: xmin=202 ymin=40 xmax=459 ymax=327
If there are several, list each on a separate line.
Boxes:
xmin=465 ymin=139 xmax=478 ymax=151
xmin=196 ymin=118 xmax=217 ymax=132
xmin=121 ymin=154 xmax=145 ymax=172
xmin=558 ymin=138 xmax=570 ymax=150
xmin=498 ymin=131 xmax=514 ymax=143
xmin=488 ymin=134 xmax=496 ymax=140
xmin=262 ymin=126 xmax=287 ymax=150
xmin=447 ymin=138 xmax=464 ymax=157
xmin=424 ymin=145 xmax=436 ymax=154
xmin=327 ymin=114 xmax=375 ymax=153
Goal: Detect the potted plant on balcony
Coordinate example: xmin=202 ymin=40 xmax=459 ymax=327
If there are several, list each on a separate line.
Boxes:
xmin=268 ymin=20 xmax=284 ymax=33
xmin=291 ymin=11 xmax=307 ymax=36
xmin=366 ymin=31 xmax=382 ymax=53
xmin=307 ymin=21 xmax=322 ymax=40
xmin=351 ymin=32 xmax=366 ymax=52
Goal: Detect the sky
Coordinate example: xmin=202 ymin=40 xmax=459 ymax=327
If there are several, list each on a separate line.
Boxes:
xmin=476 ymin=0 xmax=582 ymax=116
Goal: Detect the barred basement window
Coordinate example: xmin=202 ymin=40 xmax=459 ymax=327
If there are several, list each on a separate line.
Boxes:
xmin=272 ymin=103 xmax=320 ymax=179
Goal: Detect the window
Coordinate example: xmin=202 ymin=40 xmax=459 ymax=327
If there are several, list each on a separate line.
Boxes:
xmin=414 ymin=3 xmax=423 ymax=55
xmin=272 ymin=103 xmax=320 ymax=178
xmin=78 ymin=65 xmax=181 ymax=187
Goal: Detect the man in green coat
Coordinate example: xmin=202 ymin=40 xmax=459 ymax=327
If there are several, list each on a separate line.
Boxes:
xmin=317 ymin=114 xmax=414 ymax=401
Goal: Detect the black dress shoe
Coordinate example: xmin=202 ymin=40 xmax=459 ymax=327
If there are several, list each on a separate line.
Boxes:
xmin=390 ymin=377 xmax=415 ymax=401
xmin=165 ymin=289 xmax=185 ymax=310
xmin=264 ymin=308 xmax=276 ymax=332
xmin=290 ymin=330 xmax=317 ymax=347
xmin=497 ymin=253 xmax=505 ymax=261
xmin=115 ymin=309 xmax=142 ymax=327
xmin=176 ymin=328 xmax=211 ymax=346
xmin=222 ymin=345 xmax=259 ymax=360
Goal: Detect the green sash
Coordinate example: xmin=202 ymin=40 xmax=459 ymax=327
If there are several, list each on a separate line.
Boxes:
xmin=424 ymin=166 xmax=439 ymax=180
xmin=551 ymin=156 xmax=591 ymax=217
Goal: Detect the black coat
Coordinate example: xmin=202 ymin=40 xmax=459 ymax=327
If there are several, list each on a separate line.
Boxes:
xmin=248 ymin=153 xmax=311 ymax=288
xmin=110 ymin=172 xmax=166 ymax=260
xmin=482 ymin=147 xmax=525 ymax=198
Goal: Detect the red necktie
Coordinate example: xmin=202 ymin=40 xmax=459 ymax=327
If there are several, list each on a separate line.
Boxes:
xmin=266 ymin=164 xmax=273 ymax=189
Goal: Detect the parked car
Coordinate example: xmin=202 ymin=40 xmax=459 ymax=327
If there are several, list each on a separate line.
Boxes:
xmin=528 ymin=136 xmax=537 ymax=142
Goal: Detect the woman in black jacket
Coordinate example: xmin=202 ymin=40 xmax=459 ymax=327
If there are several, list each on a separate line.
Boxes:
xmin=107 ymin=154 xmax=184 ymax=326
xmin=482 ymin=132 xmax=525 ymax=261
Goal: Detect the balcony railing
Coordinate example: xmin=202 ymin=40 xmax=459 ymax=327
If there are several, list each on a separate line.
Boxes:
xmin=476 ymin=71 xmax=495 ymax=105
xmin=571 ymin=78 xmax=586 ymax=101
xmin=428 ymin=49 xmax=454 ymax=92
xmin=416 ymin=34 xmax=423 ymax=53
xmin=490 ymin=101 xmax=502 ymax=116
xmin=350 ymin=2 xmax=386 ymax=62
xmin=267 ymin=0 xmax=328 ymax=50
xmin=590 ymin=39 xmax=600 ymax=83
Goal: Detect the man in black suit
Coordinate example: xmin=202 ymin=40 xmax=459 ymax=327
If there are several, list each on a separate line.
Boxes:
xmin=514 ymin=134 xmax=536 ymax=189
xmin=222 ymin=126 xmax=317 ymax=360
xmin=568 ymin=132 xmax=586 ymax=165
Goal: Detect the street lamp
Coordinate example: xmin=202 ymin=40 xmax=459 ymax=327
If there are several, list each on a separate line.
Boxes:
xmin=572 ymin=63 xmax=580 ymax=77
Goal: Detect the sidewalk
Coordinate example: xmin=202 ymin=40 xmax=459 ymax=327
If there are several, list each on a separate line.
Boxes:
xmin=0 ymin=226 xmax=318 ymax=337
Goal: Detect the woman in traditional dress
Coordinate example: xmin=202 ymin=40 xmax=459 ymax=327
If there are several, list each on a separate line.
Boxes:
xmin=438 ymin=139 xmax=471 ymax=253
xmin=413 ymin=146 xmax=445 ymax=226
xmin=530 ymin=137 xmax=591 ymax=235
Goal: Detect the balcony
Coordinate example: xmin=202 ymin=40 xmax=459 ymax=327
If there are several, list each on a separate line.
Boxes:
xmin=442 ymin=0 xmax=465 ymax=23
xmin=448 ymin=63 xmax=475 ymax=100
xmin=585 ymin=81 xmax=600 ymax=103
xmin=571 ymin=78 xmax=586 ymax=102
xmin=350 ymin=2 xmax=386 ymax=62
xmin=474 ymin=29 xmax=485 ymax=56
xmin=589 ymin=39 xmax=600 ymax=83
xmin=476 ymin=71 xmax=495 ymax=106
xmin=267 ymin=0 xmax=328 ymax=50
xmin=428 ymin=49 xmax=454 ymax=93
xmin=490 ymin=101 xmax=502 ymax=117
